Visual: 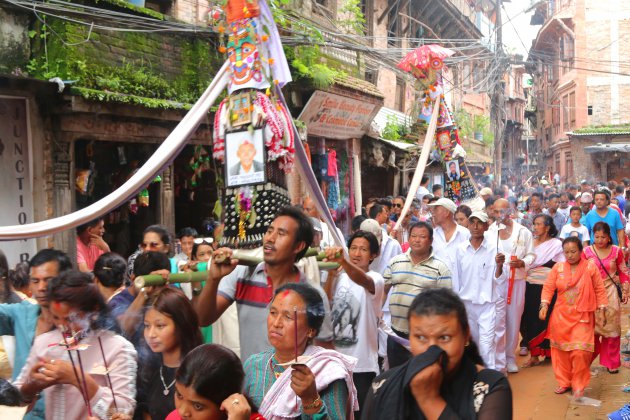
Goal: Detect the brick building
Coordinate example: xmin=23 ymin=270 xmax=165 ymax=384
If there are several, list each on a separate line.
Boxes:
xmin=0 ymin=0 xmax=501 ymax=263
xmin=0 ymin=0 xmax=220 ymax=263
xmin=527 ymin=0 xmax=630 ymax=183
xmin=500 ymin=59 xmax=528 ymax=184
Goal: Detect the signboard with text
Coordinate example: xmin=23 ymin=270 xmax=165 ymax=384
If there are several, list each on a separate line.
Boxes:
xmin=0 ymin=97 xmax=37 ymax=265
xmin=298 ymin=91 xmax=380 ymax=139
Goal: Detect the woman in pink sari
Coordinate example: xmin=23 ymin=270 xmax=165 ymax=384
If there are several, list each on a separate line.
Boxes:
xmin=582 ymin=222 xmax=630 ymax=373
xmin=539 ymin=237 xmax=608 ymax=399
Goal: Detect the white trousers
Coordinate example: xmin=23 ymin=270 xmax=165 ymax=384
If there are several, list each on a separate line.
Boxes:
xmin=505 ymin=279 xmax=526 ymax=365
xmin=494 ymin=296 xmax=507 ymax=372
xmin=464 ymin=301 xmax=497 ymax=370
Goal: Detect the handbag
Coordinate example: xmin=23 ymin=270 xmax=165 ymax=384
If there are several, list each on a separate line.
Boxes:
xmin=591 ymin=247 xmax=623 ymax=300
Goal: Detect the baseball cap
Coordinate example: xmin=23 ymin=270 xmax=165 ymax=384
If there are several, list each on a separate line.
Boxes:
xmin=359 ymin=219 xmax=383 ymax=245
xmin=468 ymin=211 xmax=489 ymax=223
xmin=580 ymin=192 xmax=593 ymax=203
xmin=479 ymin=187 xmax=493 ymax=197
xmin=427 ymin=197 xmax=457 ymax=213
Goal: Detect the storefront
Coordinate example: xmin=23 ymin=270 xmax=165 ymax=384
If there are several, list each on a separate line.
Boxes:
xmin=64 ymin=99 xmax=217 ymax=258
xmin=0 ymin=78 xmax=218 ymax=262
xmin=296 ymin=78 xmax=383 ymax=234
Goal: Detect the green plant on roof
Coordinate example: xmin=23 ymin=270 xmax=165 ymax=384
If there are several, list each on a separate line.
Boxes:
xmin=382 ymin=115 xmax=409 ymax=141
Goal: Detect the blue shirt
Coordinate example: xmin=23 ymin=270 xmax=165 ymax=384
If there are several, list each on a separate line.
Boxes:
xmin=616 ymin=195 xmax=626 ymax=212
xmin=0 ymin=301 xmax=45 ymax=419
xmin=583 ymin=208 xmax=624 ymax=245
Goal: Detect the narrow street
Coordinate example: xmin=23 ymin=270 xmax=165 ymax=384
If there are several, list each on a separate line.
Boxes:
xmin=510 ymin=305 xmax=630 ymax=419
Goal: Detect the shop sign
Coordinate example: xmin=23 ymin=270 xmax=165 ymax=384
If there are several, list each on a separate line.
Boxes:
xmin=0 ymin=97 xmax=37 ymax=264
xmin=298 ymin=91 xmax=380 ymax=139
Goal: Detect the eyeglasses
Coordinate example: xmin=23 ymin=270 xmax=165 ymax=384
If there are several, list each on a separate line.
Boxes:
xmin=140 ymin=242 xmax=162 ymax=249
xmin=194 ymin=237 xmax=214 ymax=244
xmin=392 ymin=203 xmax=403 ymax=208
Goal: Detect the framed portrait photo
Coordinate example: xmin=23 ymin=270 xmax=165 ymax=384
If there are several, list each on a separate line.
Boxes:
xmin=225 ymin=129 xmax=266 ymax=188
xmin=445 ymin=159 xmax=461 ymax=182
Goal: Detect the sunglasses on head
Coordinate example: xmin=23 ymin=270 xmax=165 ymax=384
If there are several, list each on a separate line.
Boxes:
xmin=194 ymin=237 xmax=214 ymax=244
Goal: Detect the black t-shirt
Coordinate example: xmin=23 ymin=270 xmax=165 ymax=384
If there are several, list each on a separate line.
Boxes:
xmin=136 ymin=364 xmax=177 ymax=420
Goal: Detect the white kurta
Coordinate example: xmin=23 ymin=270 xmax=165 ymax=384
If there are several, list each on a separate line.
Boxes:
xmin=432 ymin=224 xmax=471 ymax=283
xmin=369 ymin=231 xmax=402 ymax=276
xmin=453 ymin=237 xmax=507 ymax=369
xmin=487 ymin=221 xmax=536 ymax=365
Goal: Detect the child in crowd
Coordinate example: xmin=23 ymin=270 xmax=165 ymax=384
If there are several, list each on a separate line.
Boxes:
xmin=559 ymin=206 xmax=590 ymax=247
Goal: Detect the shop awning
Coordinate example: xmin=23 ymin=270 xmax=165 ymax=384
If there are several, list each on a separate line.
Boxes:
xmin=584 ymin=143 xmax=630 ymax=154
xmin=374 ymin=137 xmax=419 ymax=152
xmin=370 ymin=107 xmax=413 ymax=137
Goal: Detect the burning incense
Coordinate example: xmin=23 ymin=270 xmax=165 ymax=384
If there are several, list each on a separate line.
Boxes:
xmin=60 ymin=333 xmax=90 ymax=411
xmin=74 ymin=346 xmax=93 ymax=417
xmin=294 ymin=305 xmax=298 ymax=409
xmin=97 ymin=337 xmax=118 ymax=411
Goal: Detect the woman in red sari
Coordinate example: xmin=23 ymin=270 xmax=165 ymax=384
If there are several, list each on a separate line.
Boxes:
xmin=582 ymin=222 xmax=630 ymax=373
xmin=539 ymin=236 xmax=608 ymax=400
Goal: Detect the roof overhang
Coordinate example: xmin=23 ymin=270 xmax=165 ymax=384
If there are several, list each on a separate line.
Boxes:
xmin=532 ymin=16 xmax=574 ymax=51
xmin=374 ymin=137 xmax=419 ymax=152
xmin=583 ymin=143 xmax=630 ymax=154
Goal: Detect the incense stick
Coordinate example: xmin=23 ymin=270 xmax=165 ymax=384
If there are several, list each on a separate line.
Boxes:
xmin=294 ymin=305 xmax=298 ymax=410
xmin=61 ymin=333 xmax=90 ymax=410
xmin=74 ymin=347 xmax=93 ymax=417
xmin=97 ymin=337 xmax=118 ymax=411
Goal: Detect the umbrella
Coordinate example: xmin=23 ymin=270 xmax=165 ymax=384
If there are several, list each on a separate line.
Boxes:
xmin=397 ymin=44 xmax=455 ymax=72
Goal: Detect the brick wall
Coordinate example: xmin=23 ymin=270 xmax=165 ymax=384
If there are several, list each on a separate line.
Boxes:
xmin=570 ymin=136 xmax=597 ymax=183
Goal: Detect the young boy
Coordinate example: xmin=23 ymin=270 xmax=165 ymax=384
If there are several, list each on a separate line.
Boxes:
xmin=559 ymin=206 xmax=590 ymax=247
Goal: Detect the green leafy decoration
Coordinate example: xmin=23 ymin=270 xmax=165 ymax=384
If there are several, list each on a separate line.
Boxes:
xmin=337 ymin=0 xmax=366 ymax=35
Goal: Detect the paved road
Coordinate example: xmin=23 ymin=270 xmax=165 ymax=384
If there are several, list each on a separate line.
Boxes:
xmin=509 ymin=305 xmax=630 ymax=419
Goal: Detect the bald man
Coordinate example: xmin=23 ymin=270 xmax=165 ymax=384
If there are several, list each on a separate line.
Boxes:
xmin=487 ymin=198 xmax=535 ymax=374
xmin=302 ymin=197 xmax=343 ymax=249
xmin=230 ymin=140 xmax=264 ymax=175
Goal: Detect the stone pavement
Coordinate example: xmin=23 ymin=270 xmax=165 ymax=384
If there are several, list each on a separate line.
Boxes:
xmin=509 ymin=304 xmax=630 ymax=420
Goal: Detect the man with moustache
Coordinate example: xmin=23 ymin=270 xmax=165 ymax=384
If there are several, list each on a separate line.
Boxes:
xmin=0 ymin=249 xmax=72 ymax=419
xmin=195 ymin=206 xmax=334 ymax=360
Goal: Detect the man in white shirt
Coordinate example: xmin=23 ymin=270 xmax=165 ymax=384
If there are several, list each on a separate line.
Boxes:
xmin=488 ymin=198 xmax=536 ymax=373
xmin=302 ymin=196 xmax=344 ymax=248
xmin=323 ymin=231 xmax=384 ymax=417
xmin=415 ymin=175 xmax=431 ymax=203
xmin=453 ymin=211 xmax=506 ymax=370
xmin=428 ymin=197 xmax=471 ymax=281
xmin=360 ymin=218 xmax=401 ymax=275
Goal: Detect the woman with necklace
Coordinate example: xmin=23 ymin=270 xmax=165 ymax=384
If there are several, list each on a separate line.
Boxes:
xmin=539 ymin=237 xmax=608 ymax=399
xmin=582 ymin=222 xmax=629 ymax=374
xmin=17 ymin=270 xmax=137 ymax=419
xmin=136 ymin=287 xmax=202 ymax=420
xmin=521 ymin=214 xmax=565 ymax=367
xmin=243 ymin=283 xmax=358 ymax=419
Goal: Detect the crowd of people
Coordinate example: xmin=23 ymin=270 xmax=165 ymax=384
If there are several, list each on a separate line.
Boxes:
xmin=0 ymin=175 xmax=629 ymax=419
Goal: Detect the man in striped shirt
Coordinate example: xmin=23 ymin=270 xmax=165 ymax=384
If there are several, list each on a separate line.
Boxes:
xmin=383 ymin=221 xmax=452 ymax=367
xmin=195 ymin=206 xmax=334 ymax=361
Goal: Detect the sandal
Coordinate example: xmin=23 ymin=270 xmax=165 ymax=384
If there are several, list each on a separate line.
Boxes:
xmin=554 ymin=386 xmax=571 ymax=394
xmin=521 ymin=358 xmax=542 ymax=368
xmin=608 ymin=368 xmax=619 ymax=374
